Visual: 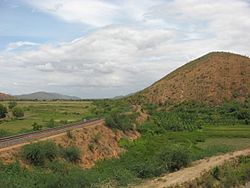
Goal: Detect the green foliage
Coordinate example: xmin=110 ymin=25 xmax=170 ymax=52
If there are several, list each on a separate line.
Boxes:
xmin=12 ymin=107 xmax=24 ymax=118
xmin=32 ymin=122 xmax=42 ymax=131
xmin=211 ymin=166 xmax=220 ymax=180
xmin=105 ymin=112 xmax=137 ymax=131
xmin=0 ymin=129 xmax=10 ymax=138
xmin=0 ymin=98 xmax=249 ymax=187
xmin=0 ymin=104 xmax=7 ymax=118
xmin=158 ymin=145 xmax=190 ymax=171
xmin=62 ymin=146 xmax=81 ymax=163
xmin=47 ymin=118 xmax=55 ymax=128
xmin=8 ymin=101 xmax=17 ymax=109
xmin=21 ymin=141 xmax=59 ymax=166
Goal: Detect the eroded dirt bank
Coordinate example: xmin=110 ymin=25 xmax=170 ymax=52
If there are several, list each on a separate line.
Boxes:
xmin=0 ymin=122 xmax=139 ymax=168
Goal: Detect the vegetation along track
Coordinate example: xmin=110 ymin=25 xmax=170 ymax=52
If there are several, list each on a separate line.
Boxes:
xmin=0 ymin=119 xmax=103 ymax=149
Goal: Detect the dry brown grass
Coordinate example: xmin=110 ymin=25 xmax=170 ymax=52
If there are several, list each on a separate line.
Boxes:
xmin=138 ymin=52 xmax=250 ymax=105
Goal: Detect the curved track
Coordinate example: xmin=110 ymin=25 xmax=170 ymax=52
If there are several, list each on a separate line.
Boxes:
xmin=0 ymin=119 xmax=103 ymax=149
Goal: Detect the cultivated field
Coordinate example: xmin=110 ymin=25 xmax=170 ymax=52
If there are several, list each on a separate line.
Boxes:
xmin=0 ymin=101 xmax=93 ymax=135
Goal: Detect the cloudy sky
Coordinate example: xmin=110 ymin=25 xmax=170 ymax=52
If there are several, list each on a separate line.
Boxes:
xmin=1 ymin=0 xmax=250 ymax=98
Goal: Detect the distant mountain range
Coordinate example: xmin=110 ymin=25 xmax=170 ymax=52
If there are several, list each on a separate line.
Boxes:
xmin=0 ymin=92 xmax=15 ymax=100
xmin=15 ymin=92 xmax=81 ymax=100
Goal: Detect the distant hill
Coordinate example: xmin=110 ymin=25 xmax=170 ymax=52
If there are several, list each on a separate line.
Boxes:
xmin=15 ymin=92 xmax=81 ymax=100
xmin=0 ymin=92 xmax=15 ymax=100
xmin=135 ymin=52 xmax=250 ymax=105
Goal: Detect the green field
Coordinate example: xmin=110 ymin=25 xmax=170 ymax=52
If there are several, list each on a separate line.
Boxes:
xmin=0 ymin=101 xmax=93 ymax=135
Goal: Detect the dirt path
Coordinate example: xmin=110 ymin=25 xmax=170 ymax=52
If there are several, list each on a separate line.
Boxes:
xmin=131 ymin=148 xmax=250 ymax=188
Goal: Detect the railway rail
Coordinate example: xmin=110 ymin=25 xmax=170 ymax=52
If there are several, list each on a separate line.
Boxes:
xmin=0 ymin=119 xmax=103 ymax=149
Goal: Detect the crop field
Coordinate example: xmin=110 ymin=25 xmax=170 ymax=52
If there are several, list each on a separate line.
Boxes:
xmin=0 ymin=101 xmax=93 ymax=135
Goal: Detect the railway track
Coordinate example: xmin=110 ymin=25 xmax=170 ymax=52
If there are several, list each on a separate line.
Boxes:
xmin=0 ymin=119 xmax=104 ymax=149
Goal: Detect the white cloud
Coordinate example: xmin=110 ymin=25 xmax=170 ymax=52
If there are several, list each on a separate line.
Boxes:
xmin=6 ymin=41 xmax=40 ymax=51
xmin=24 ymin=0 xmax=164 ymax=27
xmin=1 ymin=0 xmax=250 ymax=98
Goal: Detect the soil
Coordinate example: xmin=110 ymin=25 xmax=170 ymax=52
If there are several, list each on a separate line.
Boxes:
xmin=0 ymin=122 xmax=140 ymax=168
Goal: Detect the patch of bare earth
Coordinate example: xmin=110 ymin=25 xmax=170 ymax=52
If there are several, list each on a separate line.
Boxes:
xmin=131 ymin=148 xmax=250 ymax=188
xmin=0 ymin=122 xmax=140 ymax=168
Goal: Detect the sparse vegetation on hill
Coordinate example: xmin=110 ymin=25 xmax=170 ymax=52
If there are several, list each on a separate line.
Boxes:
xmin=135 ymin=52 xmax=250 ymax=105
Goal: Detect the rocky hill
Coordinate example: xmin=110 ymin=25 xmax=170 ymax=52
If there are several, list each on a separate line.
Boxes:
xmin=136 ymin=52 xmax=250 ymax=105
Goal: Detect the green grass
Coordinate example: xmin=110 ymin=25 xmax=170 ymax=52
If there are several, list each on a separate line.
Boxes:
xmin=0 ymin=101 xmax=94 ymax=134
xmin=197 ymin=138 xmax=250 ymax=151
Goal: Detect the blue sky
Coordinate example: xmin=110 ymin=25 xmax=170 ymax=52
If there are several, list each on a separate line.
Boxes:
xmin=0 ymin=0 xmax=91 ymax=50
xmin=1 ymin=0 xmax=250 ymax=98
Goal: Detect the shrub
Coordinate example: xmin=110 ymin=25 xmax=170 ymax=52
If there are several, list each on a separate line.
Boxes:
xmin=62 ymin=146 xmax=81 ymax=163
xmin=47 ymin=119 xmax=55 ymax=128
xmin=8 ymin=101 xmax=17 ymax=109
xmin=66 ymin=130 xmax=74 ymax=139
xmin=158 ymin=145 xmax=190 ymax=172
xmin=22 ymin=141 xmax=59 ymax=166
xmin=32 ymin=122 xmax=42 ymax=131
xmin=211 ymin=166 xmax=220 ymax=180
xmin=105 ymin=112 xmax=137 ymax=131
xmin=0 ymin=104 xmax=7 ymax=118
xmin=12 ymin=107 xmax=24 ymax=118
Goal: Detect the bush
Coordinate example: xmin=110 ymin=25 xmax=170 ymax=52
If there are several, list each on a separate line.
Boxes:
xmin=32 ymin=122 xmax=42 ymax=131
xmin=22 ymin=141 xmax=59 ymax=166
xmin=211 ymin=166 xmax=220 ymax=180
xmin=66 ymin=130 xmax=74 ymax=139
xmin=0 ymin=104 xmax=7 ymax=118
xmin=8 ymin=101 xmax=17 ymax=109
xmin=158 ymin=145 xmax=190 ymax=172
xmin=62 ymin=146 xmax=81 ymax=163
xmin=47 ymin=119 xmax=55 ymax=128
xmin=105 ymin=112 xmax=137 ymax=131
xmin=12 ymin=107 xmax=24 ymax=118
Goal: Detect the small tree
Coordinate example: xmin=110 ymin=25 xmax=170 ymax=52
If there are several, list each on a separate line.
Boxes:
xmin=12 ymin=107 xmax=24 ymax=118
xmin=0 ymin=104 xmax=7 ymax=118
xmin=8 ymin=101 xmax=17 ymax=109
